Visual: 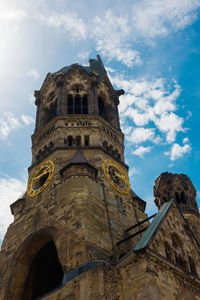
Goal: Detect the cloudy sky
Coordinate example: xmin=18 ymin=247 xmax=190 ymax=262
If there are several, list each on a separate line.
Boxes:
xmin=0 ymin=0 xmax=200 ymax=244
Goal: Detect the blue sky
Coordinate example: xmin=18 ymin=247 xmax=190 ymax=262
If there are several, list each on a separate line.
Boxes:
xmin=0 ymin=0 xmax=200 ymax=244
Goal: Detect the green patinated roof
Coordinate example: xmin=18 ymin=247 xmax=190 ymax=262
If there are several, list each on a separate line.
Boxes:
xmin=53 ymin=55 xmax=106 ymax=77
xmin=134 ymin=199 xmax=174 ymax=251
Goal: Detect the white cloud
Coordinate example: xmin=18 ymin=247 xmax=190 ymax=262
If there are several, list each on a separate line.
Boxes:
xmin=21 ymin=114 xmax=34 ymax=125
xmin=165 ymin=143 xmax=191 ymax=161
xmin=92 ymin=10 xmax=140 ymax=67
xmin=37 ymin=12 xmax=86 ymax=40
xmin=0 ymin=112 xmax=33 ymax=140
xmin=76 ymin=51 xmax=90 ymax=62
xmin=131 ymin=0 xmax=200 ymax=38
xmin=0 ymin=112 xmax=21 ymax=139
xmin=0 ymin=4 xmax=27 ymax=22
xmin=0 ymin=177 xmax=26 ymax=240
xmin=186 ymin=110 xmax=192 ymax=119
xmin=129 ymin=167 xmax=140 ymax=177
xmin=183 ymin=137 xmax=189 ymax=144
xmin=111 ymin=74 xmax=183 ymax=144
xmin=127 ymin=127 xmax=156 ymax=144
xmin=155 ymin=112 xmax=184 ymax=143
xmin=28 ymin=92 xmax=35 ymax=104
xmin=90 ymin=1 xmax=200 ymax=66
xmin=132 ymin=146 xmax=152 ymax=157
xmin=27 ymin=69 xmax=40 ymax=80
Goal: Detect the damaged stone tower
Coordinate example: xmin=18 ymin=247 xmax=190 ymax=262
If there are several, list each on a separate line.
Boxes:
xmin=0 ymin=56 xmax=200 ymax=300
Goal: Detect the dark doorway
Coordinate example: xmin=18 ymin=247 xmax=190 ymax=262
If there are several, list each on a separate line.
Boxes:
xmin=23 ymin=241 xmax=63 ymax=300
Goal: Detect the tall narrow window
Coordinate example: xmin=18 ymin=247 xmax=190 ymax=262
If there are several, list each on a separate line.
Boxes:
xmin=82 ymin=95 xmax=88 ymax=114
xmin=181 ymin=191 xmax=186 ymax=204
xmin=75 ymin=95 xmax=81 ymax=114
xmin=76 ymin=136 xmax=81 ymax=146
xmin=68 ymin=95 xmax=73 ymax=114
xmin=98 ymin=96 xmax=104 ymax=116
xmin=68 ymin=136 xmax=73 ymax=146
xmin=175 ymin=192 xmax=181 ymax=204
xmin=84 ymin=136 xmax=89 ymax=146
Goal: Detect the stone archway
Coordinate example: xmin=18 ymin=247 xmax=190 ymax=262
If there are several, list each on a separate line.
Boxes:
xmin=23 ymin=240 xmax=63 ymax=300
xmin=5 ymin=227 xmax=62 ymax=300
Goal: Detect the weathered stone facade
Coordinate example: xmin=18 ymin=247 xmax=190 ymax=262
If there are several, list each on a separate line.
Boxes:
xmin=0 ymin=56 xmax=200 ymax=300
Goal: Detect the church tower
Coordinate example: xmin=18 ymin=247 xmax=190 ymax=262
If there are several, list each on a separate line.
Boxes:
xmin=0 ymin=56 xmax=147 ymax=300
xmin=154 ymin=172 xmax=200 ymax=243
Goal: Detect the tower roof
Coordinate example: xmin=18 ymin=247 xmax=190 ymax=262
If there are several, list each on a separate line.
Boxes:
xmin=53 ymin=55 xmax=106 ymax=77
xmin=60 ymin=150 xmax=97 ymax=175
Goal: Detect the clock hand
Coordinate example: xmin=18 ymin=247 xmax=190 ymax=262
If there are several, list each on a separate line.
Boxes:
xmin=114 ymin=171 xmax=126 ymax=181
xmin=34 ymin=169 xmax=49 ymax=181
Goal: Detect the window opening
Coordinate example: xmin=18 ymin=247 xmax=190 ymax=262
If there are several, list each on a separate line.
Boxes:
xmin=98 ymin=97 xmax=105 ymax=117
xmin=75 ymin=95 xmax=81 ymax=114
xmin=175 ymin=192 xmax=181 ymax=204
xmin=67 ymin=95 xmax=73 ymax=114
xmin=68 ymin=136 xmax=73 ymax=146
xmin=76 ymin=136 xmax=81 ymax=146
xmin=84 ymin=136 xmax=89 ymax=146
xmin=181 ymin=191 xmax=186 ymax=204
xmin=82 ymin=95 xmax=88 ymax=114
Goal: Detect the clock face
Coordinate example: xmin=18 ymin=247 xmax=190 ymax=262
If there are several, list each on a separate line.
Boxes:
xmin=103 ymin=160 xmax=130 ymax=194
xmin=27 ymin=160 xmax=55 ymax=197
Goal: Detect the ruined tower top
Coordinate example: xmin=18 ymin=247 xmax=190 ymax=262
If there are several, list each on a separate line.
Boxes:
xmin=154 ymin=172 xmax=199 ymax=215
xmin=34 ymin=55 xmax=124 ymax=133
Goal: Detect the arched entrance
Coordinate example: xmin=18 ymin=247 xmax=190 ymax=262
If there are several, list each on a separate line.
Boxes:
xmin=5 ymin=227 xmax=63 ymax=300
xmin=23 ymin=241 xmax=64 ymax=300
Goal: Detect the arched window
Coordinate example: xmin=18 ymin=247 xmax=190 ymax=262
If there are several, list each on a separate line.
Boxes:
xmin=75 ymin=95 xmax=81 ymax=114
xmin=67 ymin=94 xmax=88 ymax=115
xmin=67 ymin=94 xmax=73 ymax=114
xmin=82 ymin=95 xmax=88 ymax=114
xmin=67 ymin=136 xmax=73 ymax=146
xmin=76 ymin=136 xmax=81 ymax=146
xmin=23 ymin=241 xmax=63 ymax=300
xmin=171 ymin=233 xmax=187 ymax=270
